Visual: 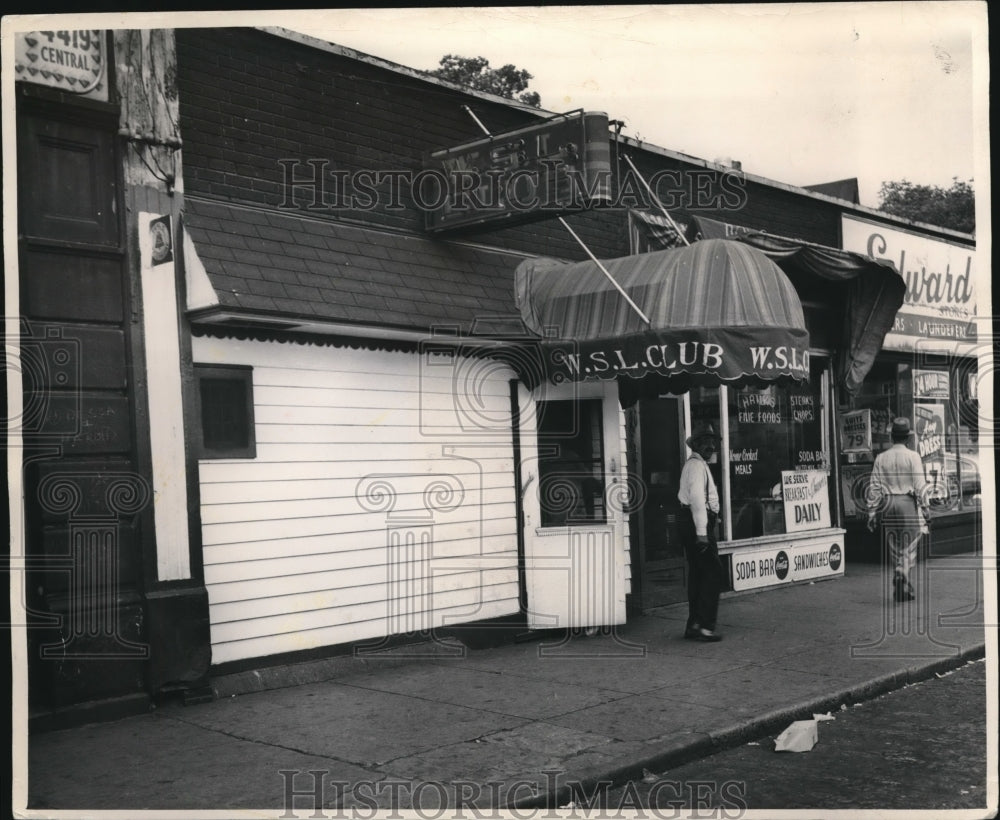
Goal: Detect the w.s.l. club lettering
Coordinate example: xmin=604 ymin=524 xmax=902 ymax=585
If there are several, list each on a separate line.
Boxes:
xmin=556 ymin=342 xmax=810 ymax=377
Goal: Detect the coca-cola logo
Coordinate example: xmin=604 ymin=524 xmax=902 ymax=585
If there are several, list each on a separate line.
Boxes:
xmin=829 ymin=544 xmax=843 ymax=571
xmin=775 ymin=550 xmax=789 ymax=580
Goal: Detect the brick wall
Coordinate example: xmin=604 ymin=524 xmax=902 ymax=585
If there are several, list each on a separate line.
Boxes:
xmin=177 ymin=27 xmax=848 ymax=262
xmin=176 ymin=28 xmax=625 ymax=260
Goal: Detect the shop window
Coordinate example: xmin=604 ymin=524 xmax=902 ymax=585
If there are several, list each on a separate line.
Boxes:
xmin=839 ymin=355 xmax=980 ymax=517
xmin=908 ymin=359 xmax=980 ymax=513
xmin=955 ymin=358 xmax=981 ymax=509
xmin=195 ymin=365 xmax=256 ymax=459
xmin=838 ymin=359 xmax=901 ymax=521
xmin=688 ymin=384 xmax=724 ymax=490
xmin=726 ymin=357 xmax=831 ymax=538
xmin=536 ymin=399 xmax=606 ymax=526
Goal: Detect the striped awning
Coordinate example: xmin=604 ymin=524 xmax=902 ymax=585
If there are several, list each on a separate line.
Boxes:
xmin=515 ymin=239 xmax=810 ymax=390
xmin=629 ymin=211 xmax=907 ymax=394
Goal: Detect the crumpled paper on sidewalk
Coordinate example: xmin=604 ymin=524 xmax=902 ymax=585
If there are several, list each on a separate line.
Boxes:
xmin=774 ymin=719 xmax=819 ymax=752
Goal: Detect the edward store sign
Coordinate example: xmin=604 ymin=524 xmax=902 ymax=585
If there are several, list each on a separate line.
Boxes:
xmin=841 ymin=215 xmax=976 ymax=352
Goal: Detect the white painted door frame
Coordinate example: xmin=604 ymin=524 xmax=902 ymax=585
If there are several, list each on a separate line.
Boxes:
xmin=516 ymin=380 xmax=628 ymax=629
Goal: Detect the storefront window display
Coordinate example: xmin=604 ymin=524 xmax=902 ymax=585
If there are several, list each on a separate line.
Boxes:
xmin=683 ymin=357 xmax=835 ymax=542
xmin=727 ymin=357 xmax=831 ymax=539
xmin=839 ymin=355 xmax=980 ymax=518
xmin=537 ymin=398 xmax=607 ymax=526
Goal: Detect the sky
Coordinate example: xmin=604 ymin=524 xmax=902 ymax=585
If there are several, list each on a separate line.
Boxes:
xmin=287 ymin=2 xmax=986 ymax=209
xmin=1 ymin=3 xmax=987 ymax=209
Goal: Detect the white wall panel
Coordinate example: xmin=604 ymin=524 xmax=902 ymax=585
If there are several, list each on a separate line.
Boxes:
xmin=193 ymin=335 xmax=521 ymax=664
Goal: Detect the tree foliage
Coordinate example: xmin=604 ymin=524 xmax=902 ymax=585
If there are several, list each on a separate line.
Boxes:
xmin=429 ymin=54 xmax=542 ymax=108
xmin=877 ymin=178 xmax=975 ymax=234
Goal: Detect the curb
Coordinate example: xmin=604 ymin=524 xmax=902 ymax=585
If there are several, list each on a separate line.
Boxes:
xmin=508 ymin=642 xmax=986 ymax=810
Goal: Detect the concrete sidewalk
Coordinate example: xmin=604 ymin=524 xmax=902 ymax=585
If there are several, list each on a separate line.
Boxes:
xmin=25 ymin=555 xmax=987 ymax=813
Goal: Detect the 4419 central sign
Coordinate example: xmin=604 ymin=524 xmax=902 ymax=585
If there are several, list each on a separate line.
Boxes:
xmin=423 ymin=110 xmax=611 ymax=234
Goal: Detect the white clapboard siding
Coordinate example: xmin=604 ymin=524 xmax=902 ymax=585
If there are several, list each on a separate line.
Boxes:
xmin=203 ymin=547 xmax=515 ymax=587
xmin=240 ymin=442 xmax=510 ymax=464
xmin=202 ymin=510 xmax=516 ymax=549
xmin=199 ymin=471 xmax=513 ymax=505
xmin=210 ymin=582 xmax=520 ymax=665
xmin=203 ymin=541 xmax=517 ymax=587
xmin=206 ymin=550 xmax=518 ymax=606
xmin=210 ymin=579 xmax=521 ymax=644
xmin=210 ymin=555 xmax=519 ymax=620
xmin=254 ymin=385 xmax=510 ymax=411
xmin=211 ymin=568 xmax=519 ymax=629
xmin=193 ymin=335 xmax=521 ymax=664
xmin=203 ymin=532 xmax=515 ymax=567
xmin=200 ymin=494 xmax=515 ymax=526
xmin=253 ymin=420 xmax=506 ymax=444
xmin=200 ymin=458 xmax=515 ymax=483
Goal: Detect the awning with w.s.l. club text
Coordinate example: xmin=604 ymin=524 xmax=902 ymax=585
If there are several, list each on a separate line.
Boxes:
xmin=515 ymin=238 xmax=811 ymax=393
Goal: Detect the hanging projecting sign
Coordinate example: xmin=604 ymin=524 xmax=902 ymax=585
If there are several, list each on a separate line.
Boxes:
xmin=423 ymin=110 xmax=611 ymax=233
xmin=840 ymin=409 xmax=872 ymax=453
xmin=841 ymin=215 xmax=976 ymax=353
xmin=14 ymin=30 xmax=107 ymax=100
xmin=781 ymin=470 xmax=831 ymax=533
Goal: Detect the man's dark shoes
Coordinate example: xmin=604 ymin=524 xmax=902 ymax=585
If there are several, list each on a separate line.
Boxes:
xmin=683 ymin=624 xmax=701 ymax=640
xmin=893 ymin=574 xmax=915 ymax=602
xmin=692 ymin=627 xmax=722 ymax=642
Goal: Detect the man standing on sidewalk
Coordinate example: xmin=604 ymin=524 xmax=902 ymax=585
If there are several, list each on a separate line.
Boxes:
xmin=678 ymin=423 xmax=723 ymax=642
xmin=866 ymin=417 xmax=930 ymax=602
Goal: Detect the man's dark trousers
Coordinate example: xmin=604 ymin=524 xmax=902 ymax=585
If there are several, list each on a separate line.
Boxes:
xmin=681 ymin=508 xmax=723 ymax=631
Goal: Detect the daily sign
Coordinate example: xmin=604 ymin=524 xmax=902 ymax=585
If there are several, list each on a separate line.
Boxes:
xmin=781 ymin=470 xmax=831 ymax=533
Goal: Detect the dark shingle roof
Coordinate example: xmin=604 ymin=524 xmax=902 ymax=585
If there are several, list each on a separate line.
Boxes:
xmin=184 ymin=198 xmax=527 ymax=334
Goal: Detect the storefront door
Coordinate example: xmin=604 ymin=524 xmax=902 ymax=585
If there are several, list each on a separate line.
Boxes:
xmin=628 ymin=397 xmax=688 ymax=608
xmin=517 ymin=381 xmax=628 ymax=630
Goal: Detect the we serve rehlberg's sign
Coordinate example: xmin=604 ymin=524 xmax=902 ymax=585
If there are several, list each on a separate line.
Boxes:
xmin=841 ymin=215 xmax=976 ymax=353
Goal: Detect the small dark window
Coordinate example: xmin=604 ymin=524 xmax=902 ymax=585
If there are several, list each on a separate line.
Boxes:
xmin=537 ymin=399 xmax=606 ymax=527
xmin=195 ymin=365 xmax=255 ymax=459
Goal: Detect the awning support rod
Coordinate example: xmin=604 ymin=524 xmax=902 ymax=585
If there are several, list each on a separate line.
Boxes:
xmin=623 ymin=154 xmax=691 ymax=246
xmin=558 ymin=217 xmax=651 ymax=327
xmin=462 ymin=105 xmax=492 ymax=136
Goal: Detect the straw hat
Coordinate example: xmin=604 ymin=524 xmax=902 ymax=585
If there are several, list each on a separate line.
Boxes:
xmin=686 ymin=422 xmax=721 ymax=449
xmin=891 ymin=417 xmax=913 ymax=440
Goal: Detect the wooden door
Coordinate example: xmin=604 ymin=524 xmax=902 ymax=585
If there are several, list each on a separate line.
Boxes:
xmin=517 ymin=381 xmax=627 ymax=629
xmin=17 ymin=98 xmax=149 ymax=707
xmin=632 ymin=397 xmax=688 ymax=609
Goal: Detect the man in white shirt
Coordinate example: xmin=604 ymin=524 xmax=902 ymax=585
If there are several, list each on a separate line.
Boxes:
xmin=678 ymin=423 xmax=723 ymax=641
xmin=866 ymin=417 xmax=930 ymax=602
